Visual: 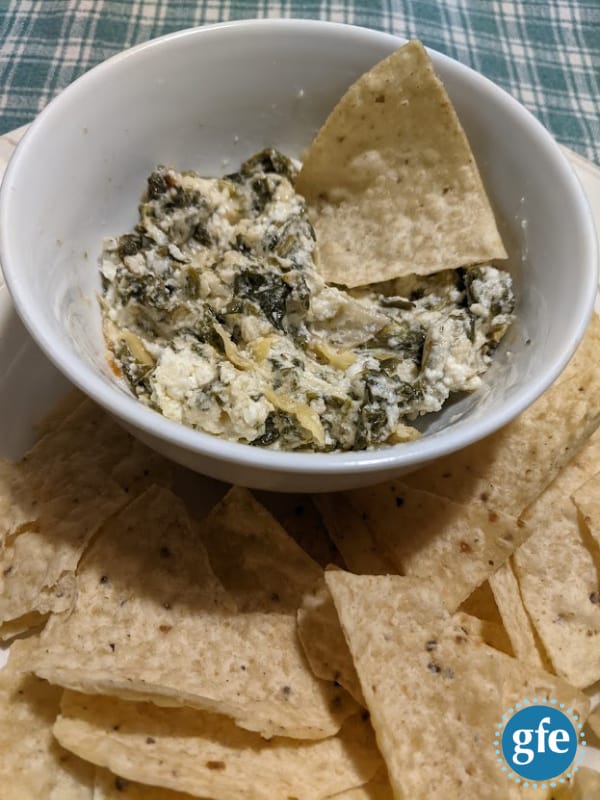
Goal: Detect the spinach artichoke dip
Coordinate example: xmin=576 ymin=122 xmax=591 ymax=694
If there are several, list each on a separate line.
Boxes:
xmin=100 ymin=149 xmax=515 ymax=453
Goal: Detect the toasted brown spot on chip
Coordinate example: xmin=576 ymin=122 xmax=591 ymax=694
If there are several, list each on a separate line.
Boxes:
xmin=206 ymin=760 xmax=226 ymax=771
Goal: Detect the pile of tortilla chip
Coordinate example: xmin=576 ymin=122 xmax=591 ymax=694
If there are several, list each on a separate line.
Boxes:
xmin=0 ymin=397 xmax=379 ymax=799
xmin=1 ymin=316 xmax=599 ymax=799
xmin=2 ymin=40 xmax=600 ymax=800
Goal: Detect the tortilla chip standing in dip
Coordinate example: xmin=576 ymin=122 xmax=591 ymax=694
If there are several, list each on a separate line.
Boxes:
xmin=297 ymin=39 xmax=507 ymax=287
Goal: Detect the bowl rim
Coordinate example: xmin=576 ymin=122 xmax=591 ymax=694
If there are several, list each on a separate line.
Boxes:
xmin=1 ymin=18 xmax=597 ymax=476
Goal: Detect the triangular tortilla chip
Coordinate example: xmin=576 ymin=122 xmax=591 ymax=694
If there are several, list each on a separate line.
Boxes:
xmin=325 ymin=571 xmax=589 ymax=799
xmin=0 ymin=656 xmax=94 ymax=799
xmin=404 ymin=367 xmax=600 ymax=516
xmin=297 ymin=576 xmax=365 ymax=706
xmin=0 ymin=462 xmax=126 ymax=629
xmin=0 ymin=398 xmax=174 ymax=637
xmin=297 ymin=40 xmax=506 ymax=286
xmin=55 ymin=692 xmax=381 ymax=800
xmin=346 ymin=482 xmax=525 ymax=611
xmin=24 ymin=486 xmax=355 ymax=739
xmin=513 ymin=465 xmax=600 ymax=688
xmin=200 ymin=489 xmax=364 ymax=706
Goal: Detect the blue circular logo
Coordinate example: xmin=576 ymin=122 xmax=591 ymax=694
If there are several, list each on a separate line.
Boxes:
xmin=496 ymin=700 xmax=585 ymax=786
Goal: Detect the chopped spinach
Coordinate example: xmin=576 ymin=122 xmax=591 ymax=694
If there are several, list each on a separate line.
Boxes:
xmin=117 ymin=269 xmax=176 ymax=310
xmin=250 ymin=176 xmax=274 ymax=214
xmin=147 ymin=171 xmax=168 ymax=199
xmin=194 ymin=222 xmax=212 ymax=247
xmin=251 ymin=410 xmax=305 ymax=448
xmin=234 ymin=270 xmax=292 ymax=331
xmin=234 ymin=148 xmax=298 ymax=183
xmin=362 ymin=323 xmax=426 ymax=366
xmin=117 ymin=234 xmax=142 ymax=259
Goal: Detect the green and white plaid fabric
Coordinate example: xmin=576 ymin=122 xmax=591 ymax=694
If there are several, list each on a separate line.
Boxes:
xmin=0 ymin=0 xmax=598 ymax=163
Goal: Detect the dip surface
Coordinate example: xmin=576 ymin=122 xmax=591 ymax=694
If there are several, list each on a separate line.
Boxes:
xmin=101 ymin=149 xmax=514 ymax=452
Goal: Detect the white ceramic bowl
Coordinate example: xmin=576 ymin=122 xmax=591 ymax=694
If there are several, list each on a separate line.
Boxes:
xmin=0 ymin=20 xmax=597 ymax=492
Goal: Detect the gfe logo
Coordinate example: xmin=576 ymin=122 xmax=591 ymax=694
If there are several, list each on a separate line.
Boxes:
xmin=496 ymin=700 xmax=586 ymax=788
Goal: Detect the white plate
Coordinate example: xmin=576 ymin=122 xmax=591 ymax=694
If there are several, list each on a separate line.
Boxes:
xmin=1 ymin=126 xmax=599 ymax=771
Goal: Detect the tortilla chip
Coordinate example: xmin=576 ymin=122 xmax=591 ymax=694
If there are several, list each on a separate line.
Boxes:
xmin=488 ymin=561 xmax=548 ymax=671
xmin=325 ymin=571 xmax=589 ymax=800
xmin=21 ymin=398 xmax=173 ymax=498
xmin=297 ymin=40 xmax=506 ymax=287
xmin=513 ymin=471 xmax=600 ymax=688
xmin=0 ymin=462 xmax=126 ymax=631
xmin=404 ymin=367 xmax=600 ymax=516
xmin=56 ymin=692 xmax=382 ymax=800
xmin=26 ymin=486 xmax=355 ymax=740
xmin=0 ymin=397 xmax=174 ymax=636
xmin=199 ymin=487 xmax=323 ymax=613
xmin=313 ymin=495 xmax=395 ymax=575
xmin=198 ymin=489 xmax=363 ymax=707
xmin=347 ymin=481 xmax=526 ymax=611
xmin=297 ymin=577 xmax=365 ymax=706
xmin=0 ymin=656 xmax=94 ymax=799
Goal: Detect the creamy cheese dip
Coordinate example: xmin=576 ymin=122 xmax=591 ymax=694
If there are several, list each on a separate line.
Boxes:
xmin=101 ymin=149 xmax=514 ymax=452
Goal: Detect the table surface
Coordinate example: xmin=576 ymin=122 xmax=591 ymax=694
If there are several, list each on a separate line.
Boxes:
xmin=0 ymin=0 xmax=598 ymax=164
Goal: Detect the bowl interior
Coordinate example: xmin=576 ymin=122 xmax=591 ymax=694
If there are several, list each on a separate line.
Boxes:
xmin=0 ymin=20 xmax=596 ymax=478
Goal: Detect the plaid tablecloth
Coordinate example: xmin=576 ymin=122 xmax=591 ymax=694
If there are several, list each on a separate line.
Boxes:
xmin=0 ymin=0 xmax=598 ymax=164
